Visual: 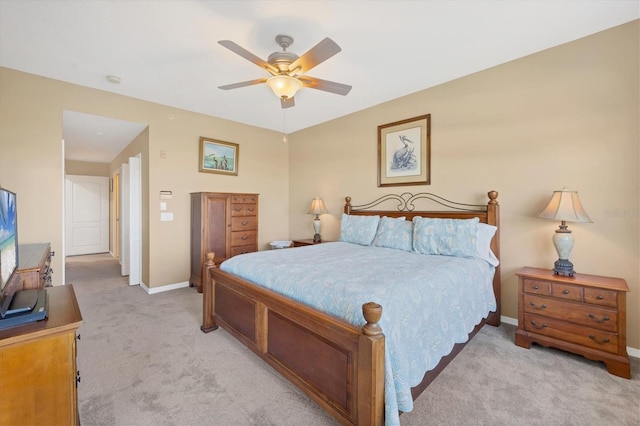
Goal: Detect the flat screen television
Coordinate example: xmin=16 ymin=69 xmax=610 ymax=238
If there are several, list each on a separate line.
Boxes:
xmin=0 ymin=186 xmax=19 ymax=317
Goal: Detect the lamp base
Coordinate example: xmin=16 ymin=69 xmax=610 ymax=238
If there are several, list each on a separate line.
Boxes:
xmin=313 ymin=233 xmax=321 ymax=243
xmin=553 ymin=258 xmax=575 ymax=277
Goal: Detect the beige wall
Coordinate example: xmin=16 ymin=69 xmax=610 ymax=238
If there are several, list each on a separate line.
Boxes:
xmin=65 ymin=160 xmax=110 ymax=176
xmin=289 ymin=21 xmax=639 ymax=350
xmin=0 ymin=68 xmax=290 ymax=290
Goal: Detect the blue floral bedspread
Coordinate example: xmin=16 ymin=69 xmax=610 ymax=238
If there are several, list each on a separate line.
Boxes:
xmin=220 ymin=242 xmax=496 ymax=425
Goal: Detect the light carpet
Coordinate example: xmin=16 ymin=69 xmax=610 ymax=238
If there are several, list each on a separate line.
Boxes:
xmin=66 ymin=255 xmax=640 ymax=425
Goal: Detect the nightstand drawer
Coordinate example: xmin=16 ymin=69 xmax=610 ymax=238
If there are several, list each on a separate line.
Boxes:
xmin=584 ymin=287 xmax=618 ymax=308
xmin=551 ymin=283 xmax=582 ymax=301
xmin=523 ymin=294 xmax=617 ymax=332
xmin=523 ymin=278 xmax=551 ymax=295
xmin=524 ymin=313 xmax=619 ymax=354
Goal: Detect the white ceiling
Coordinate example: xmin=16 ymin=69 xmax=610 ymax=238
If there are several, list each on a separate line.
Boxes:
xmin=1 ymin=1 xmax=638 ymax=163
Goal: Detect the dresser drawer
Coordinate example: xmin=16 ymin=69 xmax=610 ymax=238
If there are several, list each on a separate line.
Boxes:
xmin=231 ymin=216 xmax=257 ymax=231
xmin=551 ymin=283 xmax=582 ymax=302
xmin=523 ymin=278 xmax=551 ymax=295
xmin=523 ymin=294 xmax=618 ymax=332
xmin=231 ymin=230 xmax=257 ymax=246
xmin=231 ymin=194 xmax=258 ymax=204
xmin=584 ymin=287 xmax=618 ymax=308
xmin=231 ymin=203 xmax=258 ymax=216
xmin=524 ymin=313 xmax=619 ymax=354
xmin=230 ymin=245 xmax=257 ymax=257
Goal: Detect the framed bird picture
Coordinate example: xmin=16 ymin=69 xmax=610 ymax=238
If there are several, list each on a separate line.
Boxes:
xmin=377 ymin=114 xmax=430 ymax=187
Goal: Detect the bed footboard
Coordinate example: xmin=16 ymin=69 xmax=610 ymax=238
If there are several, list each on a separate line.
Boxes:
xmin=201 ymin=253 xmax=385 ymax=426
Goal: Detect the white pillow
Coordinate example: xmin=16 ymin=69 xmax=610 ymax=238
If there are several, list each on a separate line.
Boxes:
xmin=476 ymin=223 xmax=499 ymax=266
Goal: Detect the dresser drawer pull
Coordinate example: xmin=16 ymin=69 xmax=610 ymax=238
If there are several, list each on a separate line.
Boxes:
xmin=596 ymin=295 xmax=604 ymax=300
xmin=529 ymin=320 xmax=547 ymax=330
xmin=588 ymin=313 xmax=610 ymax=323
xmin=563 ymin=290 xmax=569 ymax=295
xmin=241 ymin=236 xmax=248 ymax=240
xmin=529 ymin=302 xmax=547 ymax=310
xmin=533 ymin=285 xmax=539 ymax=290
xmin=589 ymin=335 xmax=610 ymax=345
xmin=241 ymin=221 xmax=249 ymax=225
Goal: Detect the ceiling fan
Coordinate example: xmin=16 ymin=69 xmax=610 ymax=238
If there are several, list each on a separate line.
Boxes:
xmin=217 ymin=34 xmax=352 ymax=109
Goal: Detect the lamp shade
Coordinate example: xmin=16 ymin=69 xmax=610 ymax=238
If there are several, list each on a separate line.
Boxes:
xmin=307 ymin=198 xmax=328 ymax=216
xmin=266 ymin=75 xmax=303 ymax=99
xmin=538 ymin=189 xmax=593 ymax=223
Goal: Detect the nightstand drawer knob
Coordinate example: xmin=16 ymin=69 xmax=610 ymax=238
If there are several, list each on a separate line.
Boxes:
xmin=563 ymin=290 xmax=569 ymax=295
xmin=529 ymin=302 xmax=547 ymax=310
xmin=596 ymin=295 xmax=604 ymax=300
xmin=589 ymin=335 xmax=610 ymax=345
xmin=529 ymin=320 xmax=547 ymax=330
xmin=533 ymin=285 xmax=539 ymax=290
xmin=588 ymin=313 xmax=610 ymax=323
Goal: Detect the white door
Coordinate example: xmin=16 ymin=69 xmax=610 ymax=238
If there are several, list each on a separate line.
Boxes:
xmin=118 ymin=156 xmax=142 ymax=286
xmin=119 ymin=163 xmax=130 ymax=277
xmin=65 ymin=175 xmax=109 ymax=256
xmin=128 ymin=155 xmax=141 ymax=286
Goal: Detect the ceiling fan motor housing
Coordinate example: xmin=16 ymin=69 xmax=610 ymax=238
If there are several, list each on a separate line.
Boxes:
xmin=269 ymin=35 xmax=298 ymax=73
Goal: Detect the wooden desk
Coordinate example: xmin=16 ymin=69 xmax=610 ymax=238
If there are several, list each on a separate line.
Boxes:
xmin=0 ymin=285 xmax=83 ymax=425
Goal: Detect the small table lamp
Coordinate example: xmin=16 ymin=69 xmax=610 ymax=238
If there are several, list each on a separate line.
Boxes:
xmin=537 ymin=188 xmax=592 ymax=276
xmin=307 ymin=198 xmax=328 ymax=243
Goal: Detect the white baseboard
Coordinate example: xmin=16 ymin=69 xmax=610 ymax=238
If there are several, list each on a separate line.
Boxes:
xmin=501 ymin=315 xmax=639 ymax=359
xmin=140 ymin=281 xmax=190 ymax=294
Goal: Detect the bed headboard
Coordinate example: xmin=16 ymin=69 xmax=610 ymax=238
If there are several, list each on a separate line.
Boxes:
xmin=343 ymin=191 xmax=501 ymax=325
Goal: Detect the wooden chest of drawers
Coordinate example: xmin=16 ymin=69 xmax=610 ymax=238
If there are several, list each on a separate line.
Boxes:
xmin=17 ymin=243 xmax=52 ymax=290
xmin=190 ymin=192 xmax=259 ymax=292
xmin=515 ymin=267 xmax=630 ymax=378
xmin=0 ymin=285 xmax=82 ymax=425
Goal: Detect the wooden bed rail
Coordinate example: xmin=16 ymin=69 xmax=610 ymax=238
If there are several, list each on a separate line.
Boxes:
xmin=201 ymin=251 xmax=385 ymax=425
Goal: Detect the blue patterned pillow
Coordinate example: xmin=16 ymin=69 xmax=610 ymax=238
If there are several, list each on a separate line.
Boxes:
xmin=339 ymin=214 xmax=380 ymax=246
xmin=371 ymin=217 xmax=413 ymax=252
xmin=412 ymin=217 xmax=479 ymax=257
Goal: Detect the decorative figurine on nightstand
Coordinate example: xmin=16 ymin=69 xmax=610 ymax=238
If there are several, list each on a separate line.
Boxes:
xmin=537 ymin=188 xmax=592 ymax=276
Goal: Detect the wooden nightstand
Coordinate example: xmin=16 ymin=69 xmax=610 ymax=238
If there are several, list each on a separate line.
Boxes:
xmin=292 ymin=239 xmax=332 ymax=247
xmin=515 ymin=267 xmax=630 ymax=378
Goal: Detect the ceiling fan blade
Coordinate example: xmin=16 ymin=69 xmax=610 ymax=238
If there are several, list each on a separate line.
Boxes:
xmin=288 ymin=38 xmax=341 ymax=74
xmin=281 ymin=97 xmax=295 ymax=109
xmin=298 ymin=76 xmax=352 ymax=96
xmin=218 ymin=78 xmax=267 ymax=90
xmin=218 ymin=40 xmax=278 ymax=75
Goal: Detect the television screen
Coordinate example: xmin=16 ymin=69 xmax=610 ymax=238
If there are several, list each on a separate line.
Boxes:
xmin=0 ymin=187 xmax=18 ymax=293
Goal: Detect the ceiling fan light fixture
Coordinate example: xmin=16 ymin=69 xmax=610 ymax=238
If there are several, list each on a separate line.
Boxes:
xmin=267 ymin=75 xmax=302 ymax=99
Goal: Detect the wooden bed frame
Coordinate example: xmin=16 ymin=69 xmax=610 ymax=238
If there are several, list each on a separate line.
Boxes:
xmin=201 ymin=191 xmax=500 ymax=425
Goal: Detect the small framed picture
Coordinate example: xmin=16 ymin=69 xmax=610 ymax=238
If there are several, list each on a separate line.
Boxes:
xmin=378 ymin=114 xmax=430 ymax=187
xmin=199 ymin=137 xmax=239 ymax=176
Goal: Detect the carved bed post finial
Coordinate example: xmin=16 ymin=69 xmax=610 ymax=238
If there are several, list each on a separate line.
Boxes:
xmin=362 ymin=302 xmax=383 ymax=336
xmin=344 ymin=196 xmax=352 ymax=214
xmin=488 ymin=190 xmax=498 ymax=204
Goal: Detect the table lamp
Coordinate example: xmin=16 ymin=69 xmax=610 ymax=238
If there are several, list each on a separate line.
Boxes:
xmin=537 ymin=188 xmax=592 ymax=276
xmin=307 ymin=198 xmax=328 ymax=243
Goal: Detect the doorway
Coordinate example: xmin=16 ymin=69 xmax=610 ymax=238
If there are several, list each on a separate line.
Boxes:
xmin=62 ymin=111 xmax=147 ymax=284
